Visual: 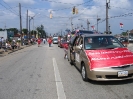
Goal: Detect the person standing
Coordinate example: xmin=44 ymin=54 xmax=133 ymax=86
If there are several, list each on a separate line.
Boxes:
xmin=11 ymin=39 xmax=15 ymax=51
xmin=37 ymin=38 xmax=41 ymax=47
xmin=48 ymin=37 xmax=52 ymax=47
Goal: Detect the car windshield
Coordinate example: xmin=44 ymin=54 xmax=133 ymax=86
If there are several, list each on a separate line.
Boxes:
xmin=53 ymin=38 xmax=58 ymax=40
xmin=84 ymin=36 xmax=124 ymax=50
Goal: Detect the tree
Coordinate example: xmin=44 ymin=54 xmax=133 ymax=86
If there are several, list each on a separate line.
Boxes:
xmin=121 ymin=32 xmax=127 ymax=36
xmin=22 ymin=28 xmax=28 ymax=35
xmin=0 ymin=28 xmax=4 ymax=31
xmin=36 ymin=24 xmax=46 ymax=38
xmin=31 ymin=30 xmax=37 ymax=38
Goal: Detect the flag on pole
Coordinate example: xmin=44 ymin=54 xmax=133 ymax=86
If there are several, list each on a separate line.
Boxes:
xmin=91 ymin=26 xmax=95 ymax=30
xmin=120 ymin=23 xmax=123 ymax=30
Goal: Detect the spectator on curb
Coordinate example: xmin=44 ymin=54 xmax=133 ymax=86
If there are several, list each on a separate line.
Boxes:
xmin=6 ymin=41 xmax=12 ymax=50
xmin=11 ymin=40 xmax=15 ymax=51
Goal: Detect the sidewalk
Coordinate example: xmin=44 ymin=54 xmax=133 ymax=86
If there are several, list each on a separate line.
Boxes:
xmin=127 ymin=43 xmax=133 ymax=51
xmin=0 ymin=45 xmax=31 ymax=57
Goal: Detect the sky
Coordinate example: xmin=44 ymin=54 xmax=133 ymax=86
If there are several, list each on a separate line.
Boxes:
xmin=0 ymin=0 xmax=133 ymax=35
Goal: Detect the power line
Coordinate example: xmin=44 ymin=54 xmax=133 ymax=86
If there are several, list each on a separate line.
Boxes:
xmin=109 ymin=12 xmax=133 ymax=19
xmin=111 ymin=6 xmax=133 ymax=11
xmin=0 ymin=6 xmax=18 ymax=11
xmin=41 ymin=0 xmax=93 ymax=6
xmin=2 ymin=0 xmax=19 ymax=15
xmin=0 ymin=3 xmax=19 ymax=16
xmin=21 ymin=0 xmax=94 ymax=12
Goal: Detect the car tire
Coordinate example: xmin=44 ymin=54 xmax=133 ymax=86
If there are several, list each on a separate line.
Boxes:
xmin=81 ymin=63 xmax=88 ymax=82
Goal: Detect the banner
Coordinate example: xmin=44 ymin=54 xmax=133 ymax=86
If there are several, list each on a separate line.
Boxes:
xmin=120 ymin=23 xmax=123 ymax=30
xmin=85 ymin=48 xmax=133 ymax=70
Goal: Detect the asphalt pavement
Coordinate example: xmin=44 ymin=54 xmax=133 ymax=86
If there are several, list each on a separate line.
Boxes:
xmin=0 ymin=43 xmax=133 ymax=99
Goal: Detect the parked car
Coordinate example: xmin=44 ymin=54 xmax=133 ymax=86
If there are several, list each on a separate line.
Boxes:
xmin=58 ymin=39 xmax=67 ymax=48
xmin=67 ymin=34 xmax=133 ymax=81
xmin=128 ymin=37 xmax=133 ymax=42
xmin=118 ymin=37 xmax=128 ymax=43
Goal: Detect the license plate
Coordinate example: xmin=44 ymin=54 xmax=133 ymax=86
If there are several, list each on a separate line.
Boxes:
xmin=118 ymin=71 xmax=128 ymax=77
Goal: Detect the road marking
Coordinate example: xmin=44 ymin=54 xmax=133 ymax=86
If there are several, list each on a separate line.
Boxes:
xmin=53 ymin=58 xmax=66 ymax=99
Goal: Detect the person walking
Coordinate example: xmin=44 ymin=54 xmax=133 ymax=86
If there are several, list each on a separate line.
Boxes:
xmin=43 ymin=38 xmax=46 ymax=44
xmin=37 ymin=38 xmax=41 ymax=47
xmin=48 ymin=37 xmax=52 ymax=47
xmin=63 ymin=42 xmax=68 ymax=59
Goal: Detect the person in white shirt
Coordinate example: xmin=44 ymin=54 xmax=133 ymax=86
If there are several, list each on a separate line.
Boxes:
xmin=43 ymin=38 xmax=46 ymax=44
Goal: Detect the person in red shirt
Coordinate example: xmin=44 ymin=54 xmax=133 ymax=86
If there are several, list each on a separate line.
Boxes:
xmin=37 ymin=38 xmax=41 ymax=47
xmin=48 ymin=37 xmax=52 ymax=47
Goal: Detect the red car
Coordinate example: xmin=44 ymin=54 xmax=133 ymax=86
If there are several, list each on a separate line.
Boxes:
xmin=58 ymin=40 xmax=67 ymax=48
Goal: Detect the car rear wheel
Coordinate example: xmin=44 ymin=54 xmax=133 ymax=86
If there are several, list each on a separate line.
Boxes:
xmin=81 ymin=63 xmax=88 ymax=81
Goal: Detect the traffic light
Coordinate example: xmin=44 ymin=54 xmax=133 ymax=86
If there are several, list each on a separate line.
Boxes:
xmin=72 ymin=6 xmax=75 ymax=14
xmin=50 ymin=11 xmax=52 ymax=19
xmin=75 ymin=8 xmax=78 ymax=14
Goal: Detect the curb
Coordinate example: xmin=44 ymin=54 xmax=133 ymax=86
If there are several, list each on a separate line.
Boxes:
xmin=0 ymin=45 xmax=31 ymax=57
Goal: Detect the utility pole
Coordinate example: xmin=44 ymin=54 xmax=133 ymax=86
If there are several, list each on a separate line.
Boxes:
xmin=33 ymin=17 xmax=34 ymax=38
xmin=29 ymin=16 xmax=31 ymax=39
xmin=106 ymin=0 xmax=110 ymax=34
xmin=97 ymin=15 xmax=101 ymax=32
xmin=70 ymin=17 xmax=73 ymax=31
xmin=26 ymin=10 xmax=28 ymax=34
xmin=19 ymin=3 xmax=23 ymax=46
xmin=87 ymin=19 xmax=90 ymax=31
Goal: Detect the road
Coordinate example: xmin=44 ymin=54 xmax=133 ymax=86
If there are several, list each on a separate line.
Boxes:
xmin=0 ymin=43 xmax=133 ymax=99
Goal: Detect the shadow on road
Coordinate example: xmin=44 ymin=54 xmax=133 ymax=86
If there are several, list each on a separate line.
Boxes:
xmin=88 ymin=79 xmax=133 ymax=85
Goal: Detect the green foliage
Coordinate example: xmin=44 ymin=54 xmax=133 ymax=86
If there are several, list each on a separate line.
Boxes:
xmin=121 ymin=32 xmax=127 ymax=36
xmin=36 ymin=24 xmax=46 ymax=38
xmin=0 ymin=28 xmax=3 ymax=31
xmin=22 ymin=29 xmax=28 ymax=35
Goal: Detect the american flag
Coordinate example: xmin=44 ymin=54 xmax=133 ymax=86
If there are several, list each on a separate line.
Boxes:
xmin=91 ymin=26 xmax=95 ymax=30
xmin=120 ymin=23 xmax=123 ymax=30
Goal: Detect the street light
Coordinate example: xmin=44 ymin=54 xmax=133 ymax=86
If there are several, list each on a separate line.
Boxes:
xmin=87 ymin=19 xmax=90 ymax=31
xmin=32 ymin=13 xmax=40 ymax=38
xmin=29 ymin=13 xmax=40 ymax=39
xmin=97 ymin=16 xmax=101 ymax=32
xmin=78 ymin=19 xmax=90 ymax=30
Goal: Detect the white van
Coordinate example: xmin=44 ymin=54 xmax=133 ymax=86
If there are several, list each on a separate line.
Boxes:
xmin=53 ymin=37 xmax=58 ymax=44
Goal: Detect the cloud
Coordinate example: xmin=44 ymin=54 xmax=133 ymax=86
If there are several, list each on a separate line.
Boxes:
xmin=0 ymin=0 xmax=133 ymax=35
xmin=50 ymin=0 xmax=83 ymax=9
xmin=4 ymin=0 xmax=35 ymax=4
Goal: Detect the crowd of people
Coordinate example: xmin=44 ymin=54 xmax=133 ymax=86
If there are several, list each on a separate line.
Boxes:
xmin=1 ymin=36 xmax=69 ymax=59
xmin=0 ymin=37 xmax=21 ymax=52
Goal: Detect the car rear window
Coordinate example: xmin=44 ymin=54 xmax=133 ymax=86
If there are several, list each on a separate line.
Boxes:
xmin=84 ymin=36 xmax=124 ymax=50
